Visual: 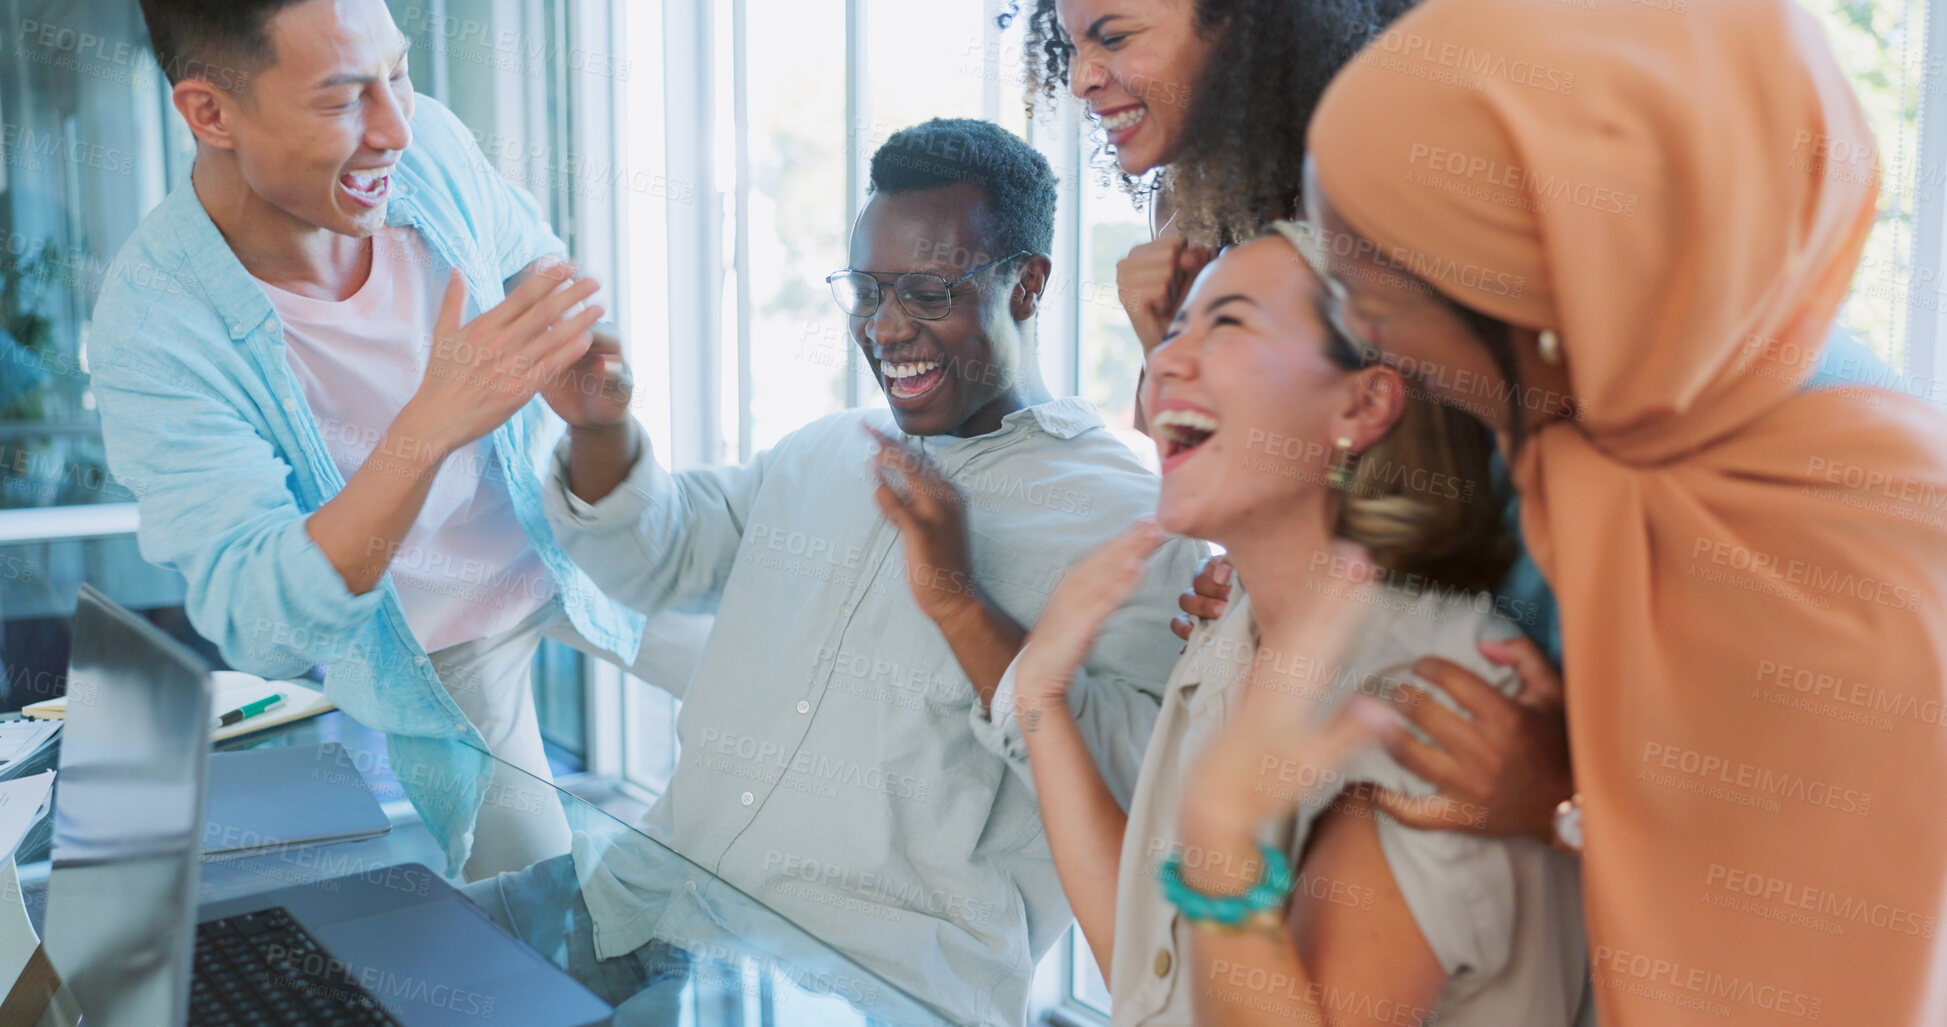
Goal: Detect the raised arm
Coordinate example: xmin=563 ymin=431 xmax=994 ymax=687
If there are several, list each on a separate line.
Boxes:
xmin=1007 ymin=522 xmax=1170 ymax=981
xmin=92 ymin=264 xmax=595 ymax=673
xmin=865 ymin=426 xmax=1026 ymax=703
xmin=539 ymin=404 xmax=778 ymax=620
xmin=307 ymin=263 xmax=600 ymax=593
xmin=1116 ymin=215 xmax=1214 ymax=358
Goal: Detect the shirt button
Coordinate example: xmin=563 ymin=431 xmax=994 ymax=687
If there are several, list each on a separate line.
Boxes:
xmin=684 ymin=881 xmax=697 ymax=893
xmin=281 ymin=397 xmax=298 ymax=412
xmin=1153 ymin=949 xmax=1172 ymax=978
xmin=796 ymin=700 xmax=810 ymax=714
xmin=413 ymin=656 xmax=428 ymax=666
xmin=262 ymin=317 xmax=278 ymax=333
xmin=839 ymin=604 xmax=854 ymax=617
xmin=740 ymin=791 xmax=754 ymax=806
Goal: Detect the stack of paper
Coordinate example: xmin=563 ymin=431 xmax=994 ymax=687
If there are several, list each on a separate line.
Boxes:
xmin=0 ymin=772 xmax=54 ymax=866
xmin=0 ymin=774 xmax=58 ymax=1022
xmin=0 ymin=723 xmax=57 ymax=773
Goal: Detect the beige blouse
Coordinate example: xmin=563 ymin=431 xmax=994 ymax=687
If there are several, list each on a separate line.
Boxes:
xmin=1108 ymin=585 xmax=1588 ymax=1026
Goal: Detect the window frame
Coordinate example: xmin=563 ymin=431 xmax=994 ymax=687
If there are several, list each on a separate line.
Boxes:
xmin=1905 ymin=2 xmax=1947 ymax=402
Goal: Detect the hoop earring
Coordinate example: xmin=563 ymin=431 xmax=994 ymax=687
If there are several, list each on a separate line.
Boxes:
xmin=1538 ymin=330 xmax=1564 ymax=366
xmin=1328 ymin=437 xmax=1357 ymax=492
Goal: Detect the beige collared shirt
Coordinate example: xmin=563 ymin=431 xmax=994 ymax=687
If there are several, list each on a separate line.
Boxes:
xmin=1107 ymin=584 xmax=1588 ymax=1026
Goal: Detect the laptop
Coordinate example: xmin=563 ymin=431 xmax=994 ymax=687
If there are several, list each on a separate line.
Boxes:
xmin=37 ymin=586 xmax=612 ymax=1026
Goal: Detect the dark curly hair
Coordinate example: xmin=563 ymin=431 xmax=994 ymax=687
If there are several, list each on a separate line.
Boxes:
xmin=868 ymin=118 xmax=1060 ymax=266
xmin=999 ymin=0 xmax=1418 ymax=245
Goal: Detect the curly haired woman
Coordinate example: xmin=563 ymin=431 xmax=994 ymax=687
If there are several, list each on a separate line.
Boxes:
xmin=1002 ymin=0 xmax=1413 ymax=342
xmin=1001 ymin=0 xmax=1591 ymax=877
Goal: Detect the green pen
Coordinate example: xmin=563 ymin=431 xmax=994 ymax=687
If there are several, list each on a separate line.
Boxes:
xmin=215 ymin=693 xmax=285 ymax=729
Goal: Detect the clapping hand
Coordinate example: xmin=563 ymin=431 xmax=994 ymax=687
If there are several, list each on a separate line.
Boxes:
xmin=866 ymin=426 xmax=981 ymax=625
xmin=543 ymin=324 xmax=632 ymax=430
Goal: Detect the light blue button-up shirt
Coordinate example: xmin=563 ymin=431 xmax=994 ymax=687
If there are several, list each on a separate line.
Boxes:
xmin=87 ymin=96 xmax=645 ymax=873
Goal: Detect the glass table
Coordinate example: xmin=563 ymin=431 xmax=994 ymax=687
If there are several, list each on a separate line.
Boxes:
xmin=12 ymin=712 xmax=957 ymax=1026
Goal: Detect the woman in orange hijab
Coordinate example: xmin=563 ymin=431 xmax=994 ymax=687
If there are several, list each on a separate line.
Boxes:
xmin=1179 ymin=0 xmax=1947 ymax=1023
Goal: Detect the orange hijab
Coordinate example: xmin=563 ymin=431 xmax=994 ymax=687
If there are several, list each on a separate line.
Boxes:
xmin=1311 ymin=0 xmax=1947 ymax=1023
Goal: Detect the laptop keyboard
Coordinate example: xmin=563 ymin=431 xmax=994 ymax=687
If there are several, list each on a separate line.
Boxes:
xmin=191 ymin=906 xmax=402 ymax=1026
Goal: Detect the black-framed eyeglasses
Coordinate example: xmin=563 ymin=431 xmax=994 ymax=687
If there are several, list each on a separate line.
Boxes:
xmin=825 ymin=251 xmax=1029 ymax=321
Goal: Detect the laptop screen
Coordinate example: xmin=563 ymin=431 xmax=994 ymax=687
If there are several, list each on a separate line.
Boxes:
xmin=41 ymin=585 xmax=212 ymax=1027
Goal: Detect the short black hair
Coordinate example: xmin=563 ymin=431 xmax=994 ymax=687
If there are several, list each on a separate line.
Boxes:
xmin=867 ymin=119 xmax=1058 ymax=264
xmin=138 ymin=0 xmax=309 ymax=90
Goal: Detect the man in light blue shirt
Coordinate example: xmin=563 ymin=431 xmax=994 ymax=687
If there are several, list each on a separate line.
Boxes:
xmin=93 ymin=0 xmax=649 ymax=875
xmin=512 ymin=119 xmax=1204 ymax=1026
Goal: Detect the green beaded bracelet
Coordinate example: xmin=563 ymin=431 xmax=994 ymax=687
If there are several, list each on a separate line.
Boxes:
xmin=1157 ymin=842 xmax=1294 ymax=929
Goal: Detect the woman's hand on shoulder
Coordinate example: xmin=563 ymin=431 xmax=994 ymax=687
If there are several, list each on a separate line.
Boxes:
xmin=1368 ymin=635 xmax=1574 ymax=843
xmin=1171 ymin=553 xmax=1235 ymax=641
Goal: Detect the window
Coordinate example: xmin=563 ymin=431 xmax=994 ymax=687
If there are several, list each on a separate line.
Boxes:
xmin=739 ymin=0 xmax=854 ymax=453
xmin=1076 ymin=174 xmax=1154 ymax=467
xmin=0 ymin=1 xmax=185 ymax=700
xmin=2 ymin=0 xmax=166 ymax=514
xmin=1067 ymin=928 xmax=1113 ymax=1016
xmin=669 ymin=0 xmax=1041 ymax=464
xmin=1803 ymin=0 xmax=1938 ymax=383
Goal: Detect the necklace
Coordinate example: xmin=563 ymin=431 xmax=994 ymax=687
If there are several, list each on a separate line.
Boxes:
xmin=1147 ymin=178 xmax=1178 ymax=241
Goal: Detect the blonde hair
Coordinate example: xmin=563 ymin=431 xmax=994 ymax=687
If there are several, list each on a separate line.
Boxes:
xmin=1340 ymin=391 xmax=1513 ymax=594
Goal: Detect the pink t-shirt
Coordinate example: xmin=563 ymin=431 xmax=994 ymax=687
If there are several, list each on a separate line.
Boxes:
xmin=259 ymin=227 xmax=554 ymax=653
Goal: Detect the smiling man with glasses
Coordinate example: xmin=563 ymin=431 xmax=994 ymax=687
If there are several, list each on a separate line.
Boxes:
xmin=523 ymin=118 xmax=1203 ymax=1025
xmin=823 ymin=245 xmax=1030 ymax=437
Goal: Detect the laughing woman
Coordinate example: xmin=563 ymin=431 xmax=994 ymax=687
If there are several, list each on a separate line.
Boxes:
xmin=1216 ymin=0 xmax=1947 ymax=1022
xmin=1006 ymin=0 xmax=1605 ymax=858
xmin=1004 ymin=227 xmax=1587 ymax=1026
xmin=1004 ymin=0 xmax=1413 ymax=349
